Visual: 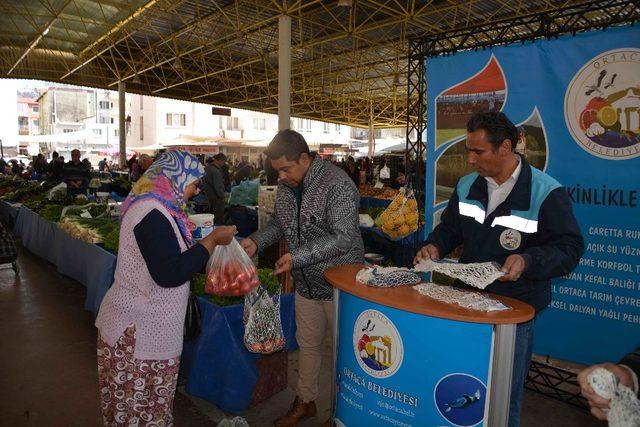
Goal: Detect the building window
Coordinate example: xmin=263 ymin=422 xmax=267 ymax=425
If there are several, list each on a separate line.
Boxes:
xmin=140 ymin=96 xmax=143 ymax=110
xmin=32 ymin=105 xmax=39 ymax=113
xmin=323 ymin=122 xmax=330 ymax=133
xmin=33 ymin=119 xmax=39 ymax=127
xmin=166 ymin=113 xmax=187 ymax=127
xmin=219 ymin=116 xmax=239 ymax=130
xmin=63 ymin=129 xmax=74 ymax=133
xmin=305 ymin=120 xmax=312 ymax=131
xmin=392 ymin=128 xmax=404 ymax=138
xmin=375 ymin=129 xmax=382 ymax=138
xmin=253 ymin=118 xmax=266 ymax=130
xmin=114 ymin=129 xmax=119 ymax=137
xmin=99 ymin=101 xmax=112 ymax=110
xmin=140 ymin=116 xmax=144 ymax=140
xmin=335 ymin=124 xmax=341 ymax=132
xmin=93 ymin=128 xmax=102 ymax=136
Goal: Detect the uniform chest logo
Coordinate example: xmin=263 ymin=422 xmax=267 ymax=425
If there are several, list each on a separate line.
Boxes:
xmin=499 ymin=228 xmax=521 ymax=250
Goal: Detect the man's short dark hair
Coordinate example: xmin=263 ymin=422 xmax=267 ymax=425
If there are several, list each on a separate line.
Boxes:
xmin=264 ymin=129 xmax=310 ymax=161
xmin=213 ymin=153 xmax=227 ymax=161
xmin=52 ymin=151 xmax=59 ymax=158
xmin=467 ymin=112 xmax=518 ymax=152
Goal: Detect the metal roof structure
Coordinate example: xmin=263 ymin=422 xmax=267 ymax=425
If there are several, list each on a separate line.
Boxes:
xmin=0 ymin=1 xmax=637 ymax=128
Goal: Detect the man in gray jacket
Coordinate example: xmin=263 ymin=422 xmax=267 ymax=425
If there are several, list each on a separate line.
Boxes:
xmin=202 ymin=153 xmax=226 ymax=225
xmin=241 ymin=130 xmax=363 ymax=426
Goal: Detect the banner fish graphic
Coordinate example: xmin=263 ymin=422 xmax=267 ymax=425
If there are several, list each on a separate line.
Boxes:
xmin=444 ymin=389 xmax=481 ymax=413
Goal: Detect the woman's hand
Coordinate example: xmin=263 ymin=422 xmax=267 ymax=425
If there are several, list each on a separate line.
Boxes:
xmin=199 ymin=225 xmax=237 ymax=254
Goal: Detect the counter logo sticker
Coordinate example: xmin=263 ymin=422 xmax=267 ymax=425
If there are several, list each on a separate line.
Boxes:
xmin=353 ymin=310 xmax=403 ymax=378
xmin=499 ymin=228 xmax=521 ymax=250
xmin=565 ymin=48 xmax=640 ymax=160
xmin=434 ymin=373 xmax=487 ymax=426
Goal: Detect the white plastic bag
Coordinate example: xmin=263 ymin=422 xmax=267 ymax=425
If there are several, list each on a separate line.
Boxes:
xmin=379 ymin=165 xmax=391 ymax=179
xmin=205 ymin=239 xmax=259 ymax=296
xmin=243 ymin=285 xmax=285 ymax=354
xmin=47 ymin=182 xmax=67 ymax=201
xmin=218 ymin=416 xmax=250 ymax=427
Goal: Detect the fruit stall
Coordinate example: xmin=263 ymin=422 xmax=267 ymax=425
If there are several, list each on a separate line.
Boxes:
xmin=358 ymin=187 xmax=425 ymax=267
xmin=358 ymin=184 xmax=397 ymax=209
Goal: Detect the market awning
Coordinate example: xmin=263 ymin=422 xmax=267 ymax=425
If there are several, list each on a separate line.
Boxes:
xmin=0 ymin=0 xmax=610 ymax=128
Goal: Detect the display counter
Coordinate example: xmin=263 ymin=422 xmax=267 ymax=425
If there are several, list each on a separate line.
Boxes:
xmin=325 ymin=264 xmax=534 ymax=427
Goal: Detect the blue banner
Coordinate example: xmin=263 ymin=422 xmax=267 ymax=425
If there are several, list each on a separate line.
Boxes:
xmin=425 ymin=25 xmax=640 ymax=365
xmin=335 ymin=292 xmax=493 ymax=426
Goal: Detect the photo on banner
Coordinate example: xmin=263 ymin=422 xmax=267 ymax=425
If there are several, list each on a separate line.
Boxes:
xmin=425 ymin=24 xmax=640 ymax=365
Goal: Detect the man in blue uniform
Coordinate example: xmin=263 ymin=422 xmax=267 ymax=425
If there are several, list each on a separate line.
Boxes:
xmin=415 ymin=111 xmax=584 ymax=426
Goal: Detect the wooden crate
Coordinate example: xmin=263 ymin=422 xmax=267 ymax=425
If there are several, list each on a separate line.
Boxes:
xmin=249 ymin=350 xmax=288 ymax=407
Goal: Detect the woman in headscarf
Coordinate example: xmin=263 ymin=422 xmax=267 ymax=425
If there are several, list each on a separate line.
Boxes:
xmin=95 ymin=150 xmax=236 ymax=425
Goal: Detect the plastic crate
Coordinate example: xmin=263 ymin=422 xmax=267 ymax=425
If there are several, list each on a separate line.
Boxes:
xmin=258 ymin=186 xmax=277 ymax=214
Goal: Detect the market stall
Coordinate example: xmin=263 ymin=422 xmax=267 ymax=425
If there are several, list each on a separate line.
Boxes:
xmin=358 ymin=186 xmax=423 ymax=267
xmin=181 ymin=294 xmax=297 ymax=414
xmin=12 ymin=205 xmax=118 ymax=313
xmin=325 ymin=264 xmax=534 ymax=426
xmin=0 ymin=176 xmax=298 ymax=413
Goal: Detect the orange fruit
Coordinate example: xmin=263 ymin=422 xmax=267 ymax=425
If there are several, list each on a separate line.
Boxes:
xmin=597 ymin=106 xmax=618 ymax=128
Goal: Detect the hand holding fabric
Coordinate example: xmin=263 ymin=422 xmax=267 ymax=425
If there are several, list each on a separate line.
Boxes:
xmin=578 ymin=363 xmax=635 ymax=420
xmin=498 ymin=254 xmax=526 ymax=282
xmin=414 ymin=244 xmax=440 ymax=264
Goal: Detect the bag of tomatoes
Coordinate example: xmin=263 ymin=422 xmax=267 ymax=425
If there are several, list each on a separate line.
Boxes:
xmin=205 ymin=239 xmax=260 ymax=296
xmin=243 ymin=285 xmax=285 ymax=354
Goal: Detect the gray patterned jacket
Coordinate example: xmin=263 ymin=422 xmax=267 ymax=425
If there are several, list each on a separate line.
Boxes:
xmin=249 ymin=156 xmax=364 ymax=300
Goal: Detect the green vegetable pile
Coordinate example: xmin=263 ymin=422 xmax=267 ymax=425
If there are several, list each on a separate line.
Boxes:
xmin=39 ymin=204 xmax=64 ymax=222
xmin=191 ymin=268 xmax=281 ymax=307
xmin=72 ymin=217 xmax=120 ymax=253
xmin=1 ymin=182 xmax=48 ymax=202
xmin=62 ymin=203 xmax=108 ymax=219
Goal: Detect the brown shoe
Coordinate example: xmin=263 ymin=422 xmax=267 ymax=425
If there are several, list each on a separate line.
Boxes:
xmin=273 ymin=396 xmax=317 ymax=426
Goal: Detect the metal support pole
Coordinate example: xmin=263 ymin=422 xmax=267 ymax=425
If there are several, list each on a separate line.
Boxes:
xmin=368 ymin=103 xmax=374 ymax=157
xmin=278 ymin=14 xmax=291 ymax=131
xmin=488 ymin=324 xmax=516 ymax=426
xmin=331 ymin=288 xmax=341 ymax=422
xmin=118 ymin=82 xmax=126 ymax=168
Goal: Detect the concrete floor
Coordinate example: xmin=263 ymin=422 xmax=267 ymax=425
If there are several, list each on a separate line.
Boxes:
xmin=0 ymin=244 xmax=605 ymax=427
